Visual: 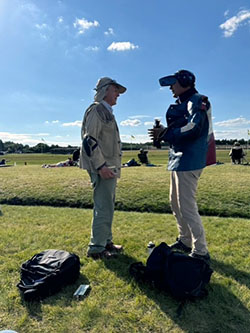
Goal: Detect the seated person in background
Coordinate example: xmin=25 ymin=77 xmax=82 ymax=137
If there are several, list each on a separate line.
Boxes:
xmin=229 ymin=142 xmax=245 ymax=164
xmin=137 ymin=148 xmax=149 ymax=165
xmin=123 ymin=158 xmax=141 ymax=167
xmin=72 ymin=148 xmax=80 ymax=165
xmin=0 ymin=159 xmax=6 ymax=165
xmin=42 ymin=157 xmax=74 ymax=168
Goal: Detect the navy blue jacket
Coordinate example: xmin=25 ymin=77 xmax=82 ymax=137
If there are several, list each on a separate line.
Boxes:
xmin=162 ymin=89 xmax=215 ymax=171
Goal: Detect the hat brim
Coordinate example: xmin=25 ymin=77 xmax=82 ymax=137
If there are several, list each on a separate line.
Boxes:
xmin=95 ymin=78 xmax=127 ymax=93
xmin=159 ymin=75 xmax=177 ymax=86
xmin=114 ymin=83 xmax=126 ymax=94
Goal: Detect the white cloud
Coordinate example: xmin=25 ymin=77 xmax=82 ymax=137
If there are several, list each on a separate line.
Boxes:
xmin=34 ymin=22 xmax=51 ymax=40
xmin=120 ymin=119 xmax=141 ymax=127
xmin=35 ymin=23 xmax=48 ymax=30
xmin=73 ymin=18 xmax=99 ymax=34
xmin=220 ymin=9 xmax=250 ymax=37
xmin=40 ymin=34 xmax=48 ymax=40
xmin=36 ymin=133 xmax=50 ymax=137
xmin=214 ymin=129 xmax=249 ymax=140
xmin=45 ymin=120 xmax=60 ymax=125
xmin=144 ymin=121 xmax=154 ymax=126
xmin=85 ymin=46 xmax=100 ymax=51
xmin=107 ymin=41 xmax=139 ymax=51
xmin=120 ymin=116 xmax=162 ymax=128
xmin=104 ymin=28 xmax=114 ymax=35
xmin=136 ymin=134 xmax=151 ymax=142
xmin=62 ymin=121 xmax=82 ymax=127
xmin=58 ymin=16 xmax=63 ymax=23
xmin=20 ymin=3 xmax=40 ymax=19
xmin=0 ymin=132 xmax=45 ymax=145
xmin=214 ymin=117 xmax=250 ymax=127
xmin=120 ymin=134 xmax=151 ymax=143
xmin=0 ymin=131 xmax=80 ymax=147
xmin=214 ymin=117 xmax=250 ymax=139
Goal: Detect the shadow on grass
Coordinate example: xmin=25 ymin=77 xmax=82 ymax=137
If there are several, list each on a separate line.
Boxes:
xmin=212 ymin=258 xmax=250 ymax=288
xmin=1 ymin=197 xmax=249 ymax=218
xmin=21 ymin=272 xmax=90 ymax=321
xmin=104 ymin=253 xmax=250 ymax=333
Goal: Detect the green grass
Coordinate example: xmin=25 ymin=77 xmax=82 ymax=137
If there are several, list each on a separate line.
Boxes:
xmin=1 ymin=151 xmax=250 ymax=217
xmin=0 ymin=204 xmax=249 ymax=333
xmin=0 ymin=151 xmax=249 ymax=332
xmin=3 ymin=148 xmax=249 ymax=166
xmin=3 ymin=153 xmax=72 ymax=166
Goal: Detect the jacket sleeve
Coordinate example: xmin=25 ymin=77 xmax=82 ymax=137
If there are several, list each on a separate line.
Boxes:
xmin=81 ymin=107 xmax=106 ymax=170
xmin=163 ymin=97 xmax=209 ymax=145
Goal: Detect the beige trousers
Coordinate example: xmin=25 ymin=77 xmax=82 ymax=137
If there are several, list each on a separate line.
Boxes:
xmin=170 ymin=170 xmax=208 ymax=255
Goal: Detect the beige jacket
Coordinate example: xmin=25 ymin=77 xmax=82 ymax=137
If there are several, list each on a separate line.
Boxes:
xmin=79 ymin=102 xmax=122 ymax=177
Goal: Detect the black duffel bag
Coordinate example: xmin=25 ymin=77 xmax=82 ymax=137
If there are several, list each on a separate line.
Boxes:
xmin=17 ymin=249 xmax=80 ymax=301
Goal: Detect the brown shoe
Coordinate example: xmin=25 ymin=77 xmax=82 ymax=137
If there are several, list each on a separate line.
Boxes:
xmin=106 ymin=242 xmax=123 ymax=253
xmin=87 ymin=249 xmax=117 ymax=260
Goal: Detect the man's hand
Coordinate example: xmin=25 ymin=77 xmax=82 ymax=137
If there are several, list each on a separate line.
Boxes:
xmin=98 ymin=165 xmax=116 ymax=179
xmin=148 ymin=127 xmax=165 ymax=141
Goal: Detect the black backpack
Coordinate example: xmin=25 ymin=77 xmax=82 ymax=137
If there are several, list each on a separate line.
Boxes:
xmin=17 ymin=249 xmax=80 ymax=301
xmin=129 ymin=242 xmax=213 ymax=301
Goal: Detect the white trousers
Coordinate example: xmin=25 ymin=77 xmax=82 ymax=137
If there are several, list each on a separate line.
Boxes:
xmin=170 ymin=170 xmax=208 ymax=255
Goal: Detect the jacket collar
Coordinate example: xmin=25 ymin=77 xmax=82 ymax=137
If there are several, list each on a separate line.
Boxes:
xmin=101 ymin=100 xmax=113 ymax=113
xmin=177 ymin=87 xmax=198 ymax=103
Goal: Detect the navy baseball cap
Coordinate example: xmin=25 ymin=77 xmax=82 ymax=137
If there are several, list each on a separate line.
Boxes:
xmin=159 ymin=70 xmax=196 ymax=87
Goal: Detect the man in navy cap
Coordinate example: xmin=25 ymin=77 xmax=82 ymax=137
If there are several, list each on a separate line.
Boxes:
xmin=149 ymin=70 xmax=216 ymax=263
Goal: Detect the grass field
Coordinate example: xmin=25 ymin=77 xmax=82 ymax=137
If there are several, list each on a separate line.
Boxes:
xmin=3 ymin=148 xmax=248 ymax=165
xmin=1 ymin=151 xmax=250 ymax=217
xmin=0 ymin=151 xmax=249 ymax=332
xmin=0 ymin=205 xmax=249 ymax=333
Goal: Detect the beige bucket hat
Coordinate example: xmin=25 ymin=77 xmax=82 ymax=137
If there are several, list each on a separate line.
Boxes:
xmin=94 ymin=77 xmax=126 ymax=102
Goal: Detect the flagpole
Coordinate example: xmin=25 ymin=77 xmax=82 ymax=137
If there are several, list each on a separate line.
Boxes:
xmin=130 ymin=135 xmax=135 ymax=151
xmin=247 ymin=129 xmax=250 ymax=154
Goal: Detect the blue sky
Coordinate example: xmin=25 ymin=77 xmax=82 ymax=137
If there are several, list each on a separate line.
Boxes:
xmin=1 ymin=0 xmax=250 ymax=146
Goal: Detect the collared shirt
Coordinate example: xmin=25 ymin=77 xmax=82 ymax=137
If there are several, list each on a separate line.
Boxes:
xmin=101 ymin=100 xmax=113 ymax=114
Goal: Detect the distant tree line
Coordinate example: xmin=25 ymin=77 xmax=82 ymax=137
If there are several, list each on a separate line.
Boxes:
xmin=0 ymin=140 xmax=78 ymax=154
xmin=0 ymin=138 xmax=249 ymax=154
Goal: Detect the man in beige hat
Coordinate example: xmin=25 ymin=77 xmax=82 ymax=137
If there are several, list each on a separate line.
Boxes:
xmin=80 ymin=77 xmax=126 ymax=259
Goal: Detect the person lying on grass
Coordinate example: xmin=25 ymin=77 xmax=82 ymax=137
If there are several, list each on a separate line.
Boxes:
xmin=42 ymin=157 xmax=74 ymax=168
